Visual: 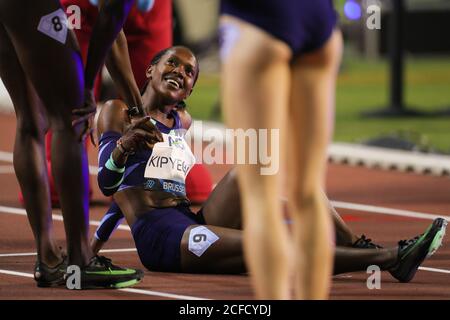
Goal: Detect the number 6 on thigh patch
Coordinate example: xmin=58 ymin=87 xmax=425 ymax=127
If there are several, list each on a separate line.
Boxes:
xmin=188 ymin=226 xmax=219 ymax=257
xmin=37 ymin=9 xmax=68 ymax=44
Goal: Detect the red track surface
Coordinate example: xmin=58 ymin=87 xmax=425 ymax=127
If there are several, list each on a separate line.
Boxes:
xmin=0 ymin=113 xmax=449 ymax=300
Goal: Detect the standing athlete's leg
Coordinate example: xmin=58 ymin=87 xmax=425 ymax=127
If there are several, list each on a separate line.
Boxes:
xmin=3 ymin=0 xmax=93 ymax=266
xmin=287 ymin=30 xmax=343 ymax=299
xmin=0 ymin=24 xmax=63 ymax=268
xmin=221 ymin=15 xmax=292 ymax=299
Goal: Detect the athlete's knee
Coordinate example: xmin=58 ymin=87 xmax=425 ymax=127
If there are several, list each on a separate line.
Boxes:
xmin=15 ymin=115 xmax=45 ymax=140
xmin=47 ymin=113 xmax=73 ymax=133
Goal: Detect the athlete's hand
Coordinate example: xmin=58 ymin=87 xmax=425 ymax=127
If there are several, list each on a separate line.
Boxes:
xmin=120 ymin=116 xmax=163 ymax=153
xmin=72 ymin=89 xmax=97 ymax=144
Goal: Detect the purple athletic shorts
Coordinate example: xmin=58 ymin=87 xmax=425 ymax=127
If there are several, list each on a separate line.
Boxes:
xmin=220 ymin=0 xmax=338 ymax=56
xmin=131 ymin=205 xmax=205 ymax=272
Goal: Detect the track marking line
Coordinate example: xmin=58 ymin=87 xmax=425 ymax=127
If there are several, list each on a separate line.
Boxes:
xmin=0 ymin=252 xmax=36 ymax=258
xmin=0 ymin=269 xmax=33 ymax=279
xmin=99 ymin=248 xmax=137 ymax=254
xmin=0 ymin=151 xmax=13 ymax=162
xmin=418 ymin=267 xmax=450 ymax=275
xmin=331 ymin=201 xmax=450 ymax=222
xmin=0 ymin=165 xmax=14 ymax=174
xmin=0 ymin=205 xmax=130 ymax=231
xmin=0 ymin=268 xmax=208 ymax=300
xmin=118 ymin=288 xmax=208 ymax=300
xmin=0 ymin=247 xmax=137 ymax=258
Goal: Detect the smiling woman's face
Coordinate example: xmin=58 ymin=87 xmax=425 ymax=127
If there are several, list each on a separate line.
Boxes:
xmin=146 ymin=47 xmax=198 ymax=104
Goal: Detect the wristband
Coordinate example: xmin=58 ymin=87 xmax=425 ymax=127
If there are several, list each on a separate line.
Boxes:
xmin=105 ymin=154 xmax=125 ymax=174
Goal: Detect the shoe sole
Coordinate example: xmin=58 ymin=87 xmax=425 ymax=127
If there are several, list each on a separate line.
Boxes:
xmin=78 ymin=270 xmax=144 ymax=290
xmin=36 ymin=278 xmax=66 ymax=288
xmin=112 ymin=278 xmax=142 ymax=289
xmin=427 ymin=219 xmax=447 ymax=257
xmin=79 ymin=277 xmax=143 ymax=290
xmin=396 ymin=218 xmax=447 ymax=282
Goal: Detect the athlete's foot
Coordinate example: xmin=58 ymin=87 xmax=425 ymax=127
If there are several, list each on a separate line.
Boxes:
xmin=389 ymin=218 xmax=447 ymax=283
xmin=38 ymin=245 xmax=66 ymax=269
xmin=67 ymin=255 xmax=144 ymax=290
xmin=34 ymin=253 xmax=68 ymax=288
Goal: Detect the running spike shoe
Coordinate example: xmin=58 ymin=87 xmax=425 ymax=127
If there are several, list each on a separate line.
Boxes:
xmin=389 ymin=218 xmax=447 ymax=283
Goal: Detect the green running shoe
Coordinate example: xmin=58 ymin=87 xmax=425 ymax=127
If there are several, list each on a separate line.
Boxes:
xmin=68 ymin=255 xmax=144 ymax=290
xmin=389 ymin=218 xmax=447 ymax=283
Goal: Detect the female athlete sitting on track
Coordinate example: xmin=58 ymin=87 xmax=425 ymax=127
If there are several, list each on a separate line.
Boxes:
xmin=95 ymin=46 xmax=447 ymax=281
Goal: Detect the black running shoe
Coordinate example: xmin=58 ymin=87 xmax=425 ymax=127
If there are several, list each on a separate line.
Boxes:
xmin=75 ymin=255 xmax=144 ymax=289
xmin=389 ymin=218 xmax=447 ymax=283
xmin=352 ymin=235 xmax=383 ymax=249
xmin=34 ymin=255 xmax=68 ymax=288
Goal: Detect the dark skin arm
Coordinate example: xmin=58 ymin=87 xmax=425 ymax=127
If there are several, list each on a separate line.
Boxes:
xmin=84 ymin=0 xmax=136 ymax=94
xmin=98 ymin=0 xmax=143 ymax=112
xmin=97 ymin=99 xmax=163 ymax=166
xmin=105 ymin=29 xmax=143 ymax=111
xmin=73 ymin=0 xmax=138 ymax=140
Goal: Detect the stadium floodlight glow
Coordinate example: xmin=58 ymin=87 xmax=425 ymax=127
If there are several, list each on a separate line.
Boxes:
xmin=344 ymin=0 xmax=362 ymax=20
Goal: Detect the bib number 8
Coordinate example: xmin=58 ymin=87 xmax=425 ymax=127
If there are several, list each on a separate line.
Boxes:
xmin=52 ymin=16 xmax=63 ymax=32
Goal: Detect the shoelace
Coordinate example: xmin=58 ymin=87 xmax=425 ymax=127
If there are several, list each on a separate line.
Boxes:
xmin=96 ymin=255 xmax=113 ymax=266
xmin=354 ymin=234 xmax=383 ymax=249
xmin=398 ymin=235 xmax=421 ymax=248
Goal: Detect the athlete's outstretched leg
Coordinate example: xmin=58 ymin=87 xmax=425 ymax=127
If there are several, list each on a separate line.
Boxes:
xmin=221 ymin=16 xmax=292 ymax=299
xmin=326 ymin=194 xmax=359 ymax=246
xmin=0 ymin=24 xmax=63 ymax=268
xmin=333 ymin=247 xmax=397 ymax=275
xmin=201 ymin=168 xmax=360 ymax=246
xmin=287 ymin=30 xmax=343 ymax=299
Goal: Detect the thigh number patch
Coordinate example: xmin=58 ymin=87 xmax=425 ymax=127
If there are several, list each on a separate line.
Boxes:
xmin=188 ymin=226 xmax=219 ymax=257
xmin=37 ymin=9 xmax=68 ymax=44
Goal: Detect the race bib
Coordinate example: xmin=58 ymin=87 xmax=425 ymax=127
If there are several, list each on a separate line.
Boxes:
xmin=37 ymin=9 xmax=68 ymax=45
xmin=144 ymin=132 xmax=195 ymax=196
xmin=188 ymin=226 xmax=219 ymax=257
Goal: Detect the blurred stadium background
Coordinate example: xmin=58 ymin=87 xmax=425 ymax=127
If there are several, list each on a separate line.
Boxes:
xmin=1 ymin=0 xmax=449 ymax=153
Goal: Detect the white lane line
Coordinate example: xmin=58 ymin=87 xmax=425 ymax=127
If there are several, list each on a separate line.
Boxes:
xmin=118 ymin=288 xmax=208 ymax=300
xmin=0 ymin=205 xmax=130 ymax=231
xmin=0 ymin=151 xmax=13 ymax=162
xmin=331 ymin=201 xmax=450 ymax=222
xmin=0 ymin=165 xmax=14 ymax=174
xmin=0 ymin=151 xmax=98 ymax=176
xmin=0 ymin=252 xmax=36 ymax=258
xmin=0 ymin=248 xmax=137 ymax=258
xmin=99 ymin=248 xmax=137 ymax=254
xmin=0 ymin=269 xmax=33 ymax=279
xmin=419 ymin=267 xmax=450 ymax=275
xmin=0 ymin=268 xmax=208 ymax=300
